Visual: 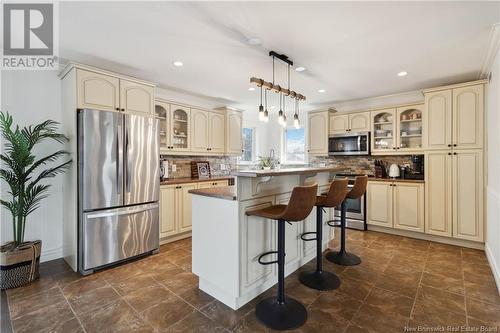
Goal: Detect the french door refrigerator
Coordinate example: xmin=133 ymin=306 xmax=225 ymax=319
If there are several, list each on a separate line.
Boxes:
xmin=78 ymin=109 xmax=159 ymax=274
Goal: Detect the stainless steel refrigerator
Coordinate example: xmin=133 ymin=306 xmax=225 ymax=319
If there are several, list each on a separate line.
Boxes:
xmin=77 ymin=109 xmax=159 ymax=275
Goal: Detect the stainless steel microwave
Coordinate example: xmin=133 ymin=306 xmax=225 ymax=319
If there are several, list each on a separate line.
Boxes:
xmin=328 ymin=132 xmax=370 ymax=156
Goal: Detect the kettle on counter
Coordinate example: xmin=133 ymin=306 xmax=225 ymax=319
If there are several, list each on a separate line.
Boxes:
xmin=388 ymin=163 xmax=400 ymax=178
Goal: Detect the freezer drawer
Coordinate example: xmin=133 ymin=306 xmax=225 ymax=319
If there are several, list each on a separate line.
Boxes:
xmin=82 ymin=203 xmax=159 ymax=271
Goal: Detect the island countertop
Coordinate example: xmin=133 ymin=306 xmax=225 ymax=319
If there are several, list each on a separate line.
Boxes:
xmin=189 ymin=186 xmax=237 ymax=201
xmin=231 ymin=166 xmax=348 ymax=177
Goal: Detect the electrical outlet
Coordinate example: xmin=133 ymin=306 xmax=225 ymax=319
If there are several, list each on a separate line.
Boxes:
xmin=220 ymin=164 xmax=226 ymax=170
xmin=171 ymin=164 xmax=177 ymax=172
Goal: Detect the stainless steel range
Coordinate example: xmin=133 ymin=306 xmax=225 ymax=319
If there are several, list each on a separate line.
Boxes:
xmin=333 ymin=173 xmax=367 ymax=230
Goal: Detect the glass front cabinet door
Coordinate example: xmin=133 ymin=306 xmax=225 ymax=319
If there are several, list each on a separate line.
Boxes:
xmin=396 ymin=104 xmax=424 ymax=152
xmin=155 ymin=101 xmax=170 ymax=152
xmin=371 ymin=108 xmax=396 ymax=153
xmin=170 ymin=104 xmax=190 ymax=151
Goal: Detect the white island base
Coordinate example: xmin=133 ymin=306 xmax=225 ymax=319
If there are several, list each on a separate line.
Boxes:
xmin=191 ymin=169 xmax=343 ymax=310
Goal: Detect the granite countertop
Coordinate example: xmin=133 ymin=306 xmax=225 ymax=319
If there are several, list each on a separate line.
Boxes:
xmin=368 ymin=177 xmax=425 ymax=183
xmin=160 ymin=176 xmax=233 ymax=186
xmin=189 ymin=186 xmax=237 ymax=201
xmin=231 ymin=166 xmax=348 ymax=178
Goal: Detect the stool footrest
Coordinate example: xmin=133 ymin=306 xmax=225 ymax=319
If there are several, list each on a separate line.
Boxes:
xmin=326 ymin=219 xmax=341 ymax=228
xmin=300 ymin=232 xmax=317 ymax=242
xmin=258 ymin=251 xmax=279 ymax=265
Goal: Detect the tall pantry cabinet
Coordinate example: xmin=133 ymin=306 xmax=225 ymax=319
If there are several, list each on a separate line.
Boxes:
xmin=423 ymin=82 xmax=485 ymax=242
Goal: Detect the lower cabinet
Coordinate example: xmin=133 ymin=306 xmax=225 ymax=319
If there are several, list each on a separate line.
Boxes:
xmin=160 ymin=180 xmax=229 ymax=240
xmin=367 ymin=181 xmax=424 ymax=232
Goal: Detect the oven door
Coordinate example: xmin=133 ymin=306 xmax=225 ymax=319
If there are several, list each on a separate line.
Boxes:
xmin=328 ymin=133 xmax=369 ymax=156
xmin=334 ymin=188 xmax=365 ymax=221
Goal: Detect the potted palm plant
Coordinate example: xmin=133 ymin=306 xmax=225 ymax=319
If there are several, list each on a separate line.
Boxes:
xmin=0 ymin=112 xmax=71 ymax=289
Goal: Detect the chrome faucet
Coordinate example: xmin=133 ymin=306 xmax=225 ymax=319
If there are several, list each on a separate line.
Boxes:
xmin=270 ymin=149 xmax=275 ymax=160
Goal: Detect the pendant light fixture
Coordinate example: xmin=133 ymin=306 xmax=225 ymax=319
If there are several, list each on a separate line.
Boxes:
xmin=263 ymin=88 xmax=269 ymax=123
xmin=258 ymin=85 xmax=264 ymax=121
xmin=294 ymin=99 xmax=300 ymax=129
xmin=250 ymin=51 xmax=306 ymax=126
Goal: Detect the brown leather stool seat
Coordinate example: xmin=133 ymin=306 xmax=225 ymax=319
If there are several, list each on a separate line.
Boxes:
xmin=246 ymin=184 xmax=318 ymax=331
xmin=298 ymin=179 xmax=349 ymax=290
xmin=326 ymin=175 xmax=368 ymax=266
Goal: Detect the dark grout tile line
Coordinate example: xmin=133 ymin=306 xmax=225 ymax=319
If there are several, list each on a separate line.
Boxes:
xmin=1 ymin=289 xmax=13 ymax=333
xmin=58 ymin=284 xmax=87 ymax=333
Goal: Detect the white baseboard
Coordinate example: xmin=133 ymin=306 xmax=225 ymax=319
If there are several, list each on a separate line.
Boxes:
xmin=40 ymin=247 xmax=63 ymax=263
xmin=485 ymin=243 xmax=500 ymax=294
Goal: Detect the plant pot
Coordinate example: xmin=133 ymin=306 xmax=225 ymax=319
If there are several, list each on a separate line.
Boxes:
xmin=262 ymin=167 xmax=271 ymax=170
xmin=0 ymin=240 xmax=41 ymax=289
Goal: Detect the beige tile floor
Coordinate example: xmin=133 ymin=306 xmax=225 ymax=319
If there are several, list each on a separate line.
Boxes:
xmin=3 ymin=230 xmax=500 ymax=333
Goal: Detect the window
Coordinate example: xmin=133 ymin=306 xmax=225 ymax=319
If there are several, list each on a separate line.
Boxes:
xmin=282 ymin=127 xmax=306 ymax=164
xmin=240 ymin=127 xmax=256 ymax=163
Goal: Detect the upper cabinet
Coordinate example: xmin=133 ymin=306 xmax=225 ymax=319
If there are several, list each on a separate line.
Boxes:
xmin=190 ymin=109 xmax=226 ymax=153
xmin=424 ymin=83 xmax=484 ymax=150
xmin=76 ymin=69 xmax=120 ymax=112
xmin=371 ymin=108 xmax=396 ymax=153
xmin=119 ymin=79 xmax=154 ymax=116
xmin=155 ymin=101 xmax=170 ymax=152
xmin=76 ymin=68 xmax=155 ymax=116
xmin=452 ymin=85 xmax=484 ymax=149
xmin=171 ymin=105 xmax=190 ymax=152
xmin=396 ymin=104 xmax=424 ymax=151
xmin=308 ymin=111 xmax=329 ymax=155
xmin=330 ymin=112 xmax=370 ymax=134
xmin=209 ymin=111 xmax=225 ymax=153
xmin=226 ymin=110 xmax=243 ymax=155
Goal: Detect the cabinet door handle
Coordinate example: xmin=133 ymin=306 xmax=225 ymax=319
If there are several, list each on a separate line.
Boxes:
xmin=448 ymin=144 xmax=452 ymax=147
xmin=115 ymin=107 xmax=120 ymax=111
xmin=448 ymin=152 xmax=452 ymax=155
xmin=121 ymin=108 xmax=125 ymax=112
xmin=453 ymin=144 xmax=457 ymax=147
xmin=453 ymin=152 xmax=457 ymax=155
xmin=396 ymin=147 xmax=400 ymax=150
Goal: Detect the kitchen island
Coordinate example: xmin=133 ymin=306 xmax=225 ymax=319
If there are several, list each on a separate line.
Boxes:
xmin=190 ymin=167 xmax=346 ymax=309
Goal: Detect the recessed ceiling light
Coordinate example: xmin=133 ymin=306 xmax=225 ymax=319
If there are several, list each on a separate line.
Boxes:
xmin=247 ymin=37 xmax=261 ymax=45
xmin=397 ymin=71 xmax=407 ymax=77
xmin=172 ymin=61 xmax=183 ymax=67
xmin=318 ymin=89 xmax=326 ymax=93
xmin=248 ymin=87 xmax=255 ymax=91
xmin=295 ymin=67 xmax=306 ymax=72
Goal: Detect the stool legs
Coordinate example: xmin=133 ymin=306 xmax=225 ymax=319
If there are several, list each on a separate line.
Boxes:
xmin=299 ymin=207 xmax=341 ymax=290
xmin=255 ymin=220 xmax=307 ymax=330
xmin=326 ymin=201 xmax=361 ymax=266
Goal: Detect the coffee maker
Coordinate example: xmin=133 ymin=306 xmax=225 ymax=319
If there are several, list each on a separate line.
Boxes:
xmin=402 ymin=155 xmax=424 ymax=180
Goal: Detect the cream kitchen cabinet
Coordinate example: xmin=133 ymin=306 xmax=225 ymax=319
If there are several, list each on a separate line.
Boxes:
xmin=396 ymin=104 xmax=424 ymax=152
xmin=452 ymin=150 xmax=483 ymax=242
xmin=424 ymin=83 xmax=484 ymax=150
xmin=392 ymin=182 xmax=424 ymax=232
xmin=160 ymin=185 xmax=177 ymax=238
xmin=371 ymin=108 xmax=397 ymax=153
xmin=367 ymin=182 xmax=393 ymax=227
xmin=191 ymin=108 xmax=210 ymax=153
xmin=425 ymin=151 xmax=453 ymax=237
xmin=76 ymin=68 xmax=154 ymax=116
xmin=160 ymin=180 xmax=229 ymax=240
xmin=308 ymin=111 xmax=329 ymax=155
xmin=367 ymin=181 xmax=424 ymax=232
xmin=209 ymin=111 xmax=226 ymax=153
xmin=119 ymin=79 xmax=155 ymax=116
xmin=191 ymin=109 xmax=225 ymax=154
xmin=155 ymin=101 xmax=171 ymax=153
xmin=330 ymin=112 xmax=370 ymax=135
xmin=226 ymin=110 xmax=243 ymax=155
xmin=425 ymin=150 xmax=483 ymax=242
xmin=170 ymin=105 xmax=191 ymax=152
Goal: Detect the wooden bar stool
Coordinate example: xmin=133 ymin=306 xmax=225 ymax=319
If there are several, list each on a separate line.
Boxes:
xmin=299 ymin=178 xmax=349 ymax=290
xmin=326 ymin=175 xmax=368 ymax=266
xmin=246 ymin=183 xmax=318 ymax=331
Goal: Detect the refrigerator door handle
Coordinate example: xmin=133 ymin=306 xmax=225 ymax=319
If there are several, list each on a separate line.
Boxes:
xmin=86 ymin=204 xmax=159 ymax=219
xmin=117 ymin=121 xmax=123 ymax=195
xmin=125 ymin=123 xmax=131 ymax=193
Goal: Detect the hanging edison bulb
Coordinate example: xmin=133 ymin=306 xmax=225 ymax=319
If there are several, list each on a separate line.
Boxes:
xmin=294 ymin=99 xmax=300 ymax=129
xmin=263 ymin=88 xmax=269 ymax=123
xmin=278 ymin=92 xmax=284 ymax=125
xmin=258 ymin=85 xmax=264 ymax=121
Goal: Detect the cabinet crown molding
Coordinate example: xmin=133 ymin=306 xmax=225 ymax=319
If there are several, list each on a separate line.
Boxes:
xmin=422 ymin=80 xmax=488 ymax=94
xmin=59 ymin=62 xmax=157 ymax=87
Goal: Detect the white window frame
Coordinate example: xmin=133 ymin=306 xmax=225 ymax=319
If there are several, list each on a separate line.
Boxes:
xmin=239 ymin=127 xmax=257 ymax=165
xmin=281 ymin=126 xmax=307 ymax=165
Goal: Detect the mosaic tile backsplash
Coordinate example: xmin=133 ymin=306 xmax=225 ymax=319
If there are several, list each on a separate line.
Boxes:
xmin=160 ymin=155 xmax=238 ymax=178
xmin=310 ymin=155 xmax=416 ymax=176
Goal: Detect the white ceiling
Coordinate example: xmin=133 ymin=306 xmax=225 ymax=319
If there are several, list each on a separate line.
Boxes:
xmin=60 ymin=2 xmax=499 ymax=111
